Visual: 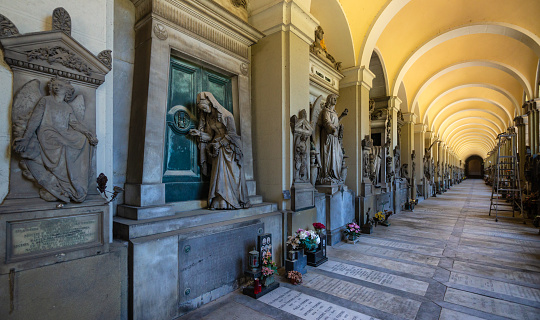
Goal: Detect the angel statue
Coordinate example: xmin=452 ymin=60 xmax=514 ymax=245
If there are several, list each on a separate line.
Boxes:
xmin=12 ymin=77 xmax=98 ymax=203
xmin=189 ymin=92 xmax=251 ymax=210
xmin=310 ymin=94 xmax=348 ymax=185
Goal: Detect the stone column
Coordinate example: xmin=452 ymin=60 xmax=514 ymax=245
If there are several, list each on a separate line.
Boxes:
xmin=516 ymin=116 xmax=526 ymax=185
xmin=339 ymin=67 xmax=376 ymax=193
xmin=437 ymin=141 xmax=444 ymax=193
xmin=401 ymin=113 xmax=416 ymax=201
xmin=250 ymin=0 xmax=317 ymax=209
xmin=414 ymin=124 xmax=426 ymax=199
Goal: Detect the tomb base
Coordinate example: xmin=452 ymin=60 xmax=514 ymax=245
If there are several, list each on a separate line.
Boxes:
xmin=314 ymin=187 xmax=355 ymax=246
xmin=113 ymin=202 xmax=282 ymax=319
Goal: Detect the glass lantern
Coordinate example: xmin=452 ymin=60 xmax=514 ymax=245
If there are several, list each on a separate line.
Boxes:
xmin=248 ymin=248 xmax=259 ymax=272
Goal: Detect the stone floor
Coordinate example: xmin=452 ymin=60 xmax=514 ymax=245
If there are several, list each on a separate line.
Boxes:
xmin=178 ymin=180 xmax=540 ymax=320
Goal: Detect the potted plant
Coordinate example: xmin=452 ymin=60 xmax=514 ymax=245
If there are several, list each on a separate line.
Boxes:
xmin=343 ymin=222 xmax=361 ymax=241
xmin=374 ymin=211 xmax=385 ymax=226
xmin=362 ymin=213 xmax=374 ymax=234
xmin=261 ymin=250 xmax=278 ymax=287
xmin=381 ymin=210 xmax=392 ymax=227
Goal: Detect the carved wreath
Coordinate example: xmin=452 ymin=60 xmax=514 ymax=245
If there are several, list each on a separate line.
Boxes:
xmin=26 ymin=46 xmax=92 ymax=75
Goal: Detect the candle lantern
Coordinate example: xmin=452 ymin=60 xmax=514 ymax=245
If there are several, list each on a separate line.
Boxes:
xmin=248 ymin=248 xmax=260 ymax=272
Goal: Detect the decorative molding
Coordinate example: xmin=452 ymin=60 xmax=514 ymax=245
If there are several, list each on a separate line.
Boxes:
xmin=26 ymin=46 xmax=92 ymax=75
xmin=97 ymin=50 xmax=112 ymax=69
xmin=4 ymin=57 xmax=104 ymax=86
xmin=0 ymin=14 xmax=19 ymax=37
xmin=132 ymin=0 xmax=263 ymax=59
xmin=153 ymin=24 xmax=168 ymax=40
xmin=231 ymin=0 xmax=247 ymax=9
xmin=52 ymin=7 xmax=71 ymax=35
xmin=309 ymin=53 xmax=343 ymax=95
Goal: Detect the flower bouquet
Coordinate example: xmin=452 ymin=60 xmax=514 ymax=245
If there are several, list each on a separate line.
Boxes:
xmin=288 ymin=229 xmax=320 ymax=252
xmin=261 ymin=250 xmax=278 ymax=287
xmin=374 ymin=211 xmax=385 ymax=227
xmin=287 ymin=270 xmax=303 ymax=285
xmin=313 ymin=222 xmax=326 ymax=234
xmin=343 ymin=221 xmax=361 ymax=242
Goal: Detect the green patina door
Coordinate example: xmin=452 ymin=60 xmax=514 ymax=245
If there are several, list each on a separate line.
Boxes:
xmin=164 ymin=56 xmax=233 ymax=202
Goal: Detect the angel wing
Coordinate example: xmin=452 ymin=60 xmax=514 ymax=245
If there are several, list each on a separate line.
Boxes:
xmin=12 ymin=79 xmax=42 ymax=140
xmin=310 ymin=95 xmax=324 ymax=167
xmin=70 ymin=95 xmax=85 ymax=122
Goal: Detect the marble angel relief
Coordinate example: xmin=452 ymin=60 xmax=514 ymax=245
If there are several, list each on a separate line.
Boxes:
xmin=12 ymin=77 xmax=97 ymax=203
xmin=189 ymin=92 xmax=251 ymax=210
xmin=311 ymin=94 xmax=348 ymax=185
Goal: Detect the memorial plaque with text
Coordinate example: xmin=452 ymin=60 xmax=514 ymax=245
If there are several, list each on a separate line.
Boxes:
xmin=7 ymin=213 xmax=102 ymax=261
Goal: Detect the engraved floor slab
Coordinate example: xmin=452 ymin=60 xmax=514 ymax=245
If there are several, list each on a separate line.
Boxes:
xmin=448 ymin=272 xmax=540 ymax=302
xmin=339 ymin=243 xmax=441 ymax=266
xmin=444 ymin=287 xmax=540 ymax=320
xmin=451 ymin=260 xmax=540 ymax=285
xmin=317 ymin=260 xmax=430 ymax=295
xmin=258 ymin=286 xmax=378 ymax=320
xmin=439 ymin=308 xmax=487 ymax=320
xmin=354 ymin=237 xmax=444 ymax=256
xmin=328 ymin=248 xmax=437 ymax=278
xmin=302 ymin=273 xmax=422 ymax=320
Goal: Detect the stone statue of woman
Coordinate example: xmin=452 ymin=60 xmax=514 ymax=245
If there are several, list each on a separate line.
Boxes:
xmin=12 ymin=77 xmax=97 ymax=202
xmin=318 ymin=94 xmax=347 ymax=185
xmin=189 ymin=92 xmax=251 ymax=209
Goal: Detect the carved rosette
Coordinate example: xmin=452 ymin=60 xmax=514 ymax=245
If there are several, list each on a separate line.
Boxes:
xmin=0 ymin=14 xmax=19 ymax=37
xmin=97 ymin=50 xmax=112 ymax=69
xmin=153 ymin=24 xmax=168 ymax=40
xmin=52 ymin=7 xmax=71 ymax=35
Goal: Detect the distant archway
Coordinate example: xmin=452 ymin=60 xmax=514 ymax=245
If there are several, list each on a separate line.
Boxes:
xmin=465 ymin=155 xmax=484 ymax=178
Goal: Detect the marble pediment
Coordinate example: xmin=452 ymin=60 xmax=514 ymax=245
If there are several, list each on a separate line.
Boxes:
xmin=0 ymin=30 xmax=111 ymax=87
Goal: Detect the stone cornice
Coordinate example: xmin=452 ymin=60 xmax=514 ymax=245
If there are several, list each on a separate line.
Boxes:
xmin=340 ymin=66 xmax=375 ymax=90
xmin=132 ymin=0 xmax=264 ymax=59
xmin=248 ymin=0 xmax=318 ymax=45
xmin=0 ymin=31 xmax=110 ymax=87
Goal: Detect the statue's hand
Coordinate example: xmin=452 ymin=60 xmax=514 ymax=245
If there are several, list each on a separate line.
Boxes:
xmin=341 ymin=108 xmax=349 ymax=116
xmin=189 ymin=129 xmax=200 ymax=137
xmin=85 ymin=132 xmax=99 ymax=146
xmin=13 ymin=137 xmax=29 ymax=153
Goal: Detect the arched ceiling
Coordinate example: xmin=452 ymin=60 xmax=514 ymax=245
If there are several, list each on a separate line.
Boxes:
xmin=313 ymin=0 xmax=540 ymax=161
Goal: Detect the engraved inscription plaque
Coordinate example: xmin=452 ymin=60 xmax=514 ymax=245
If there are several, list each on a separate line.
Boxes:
xmin=7 ymin=213 xmax=102 ymax=260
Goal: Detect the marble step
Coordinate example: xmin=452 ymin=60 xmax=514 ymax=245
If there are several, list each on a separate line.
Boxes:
xmin=114 ymin=202 xmax=278 ymax=240
xmin=249 ymin=194 xmax=263 ymax=204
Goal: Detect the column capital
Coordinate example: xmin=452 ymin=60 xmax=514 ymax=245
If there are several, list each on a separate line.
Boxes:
xmin=249 ymin=0 xmax=318 ymax=45
xmin=340 ymin=65 xmax=375 ymax=90
xmin=414 ymin=123 xmax=427 ymax=133
xmin=389 ymin=96 xmax=402 ymax=112
xmin=402 ymin=112 xmax=417 ymax=124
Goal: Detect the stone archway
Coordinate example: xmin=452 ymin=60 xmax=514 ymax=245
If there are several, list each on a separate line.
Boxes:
xmin=465 ymin=155 xmax=484 ymax=178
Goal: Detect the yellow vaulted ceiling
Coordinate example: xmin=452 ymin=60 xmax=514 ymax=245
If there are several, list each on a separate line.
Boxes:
xmin=315 ymin=0 xmax=540 ymax=160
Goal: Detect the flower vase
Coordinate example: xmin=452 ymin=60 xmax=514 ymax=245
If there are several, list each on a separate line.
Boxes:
xmin=348 ymin=234 xmax=357 ymax=241
xmin=262 ymin=275 xmax=275 ymax=287
xmin=304 ymin=242 xmax=317 ymax=252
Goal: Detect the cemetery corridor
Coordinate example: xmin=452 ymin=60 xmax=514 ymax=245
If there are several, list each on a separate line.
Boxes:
xmin=179 ymin=179 xmax=540 ymax=320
